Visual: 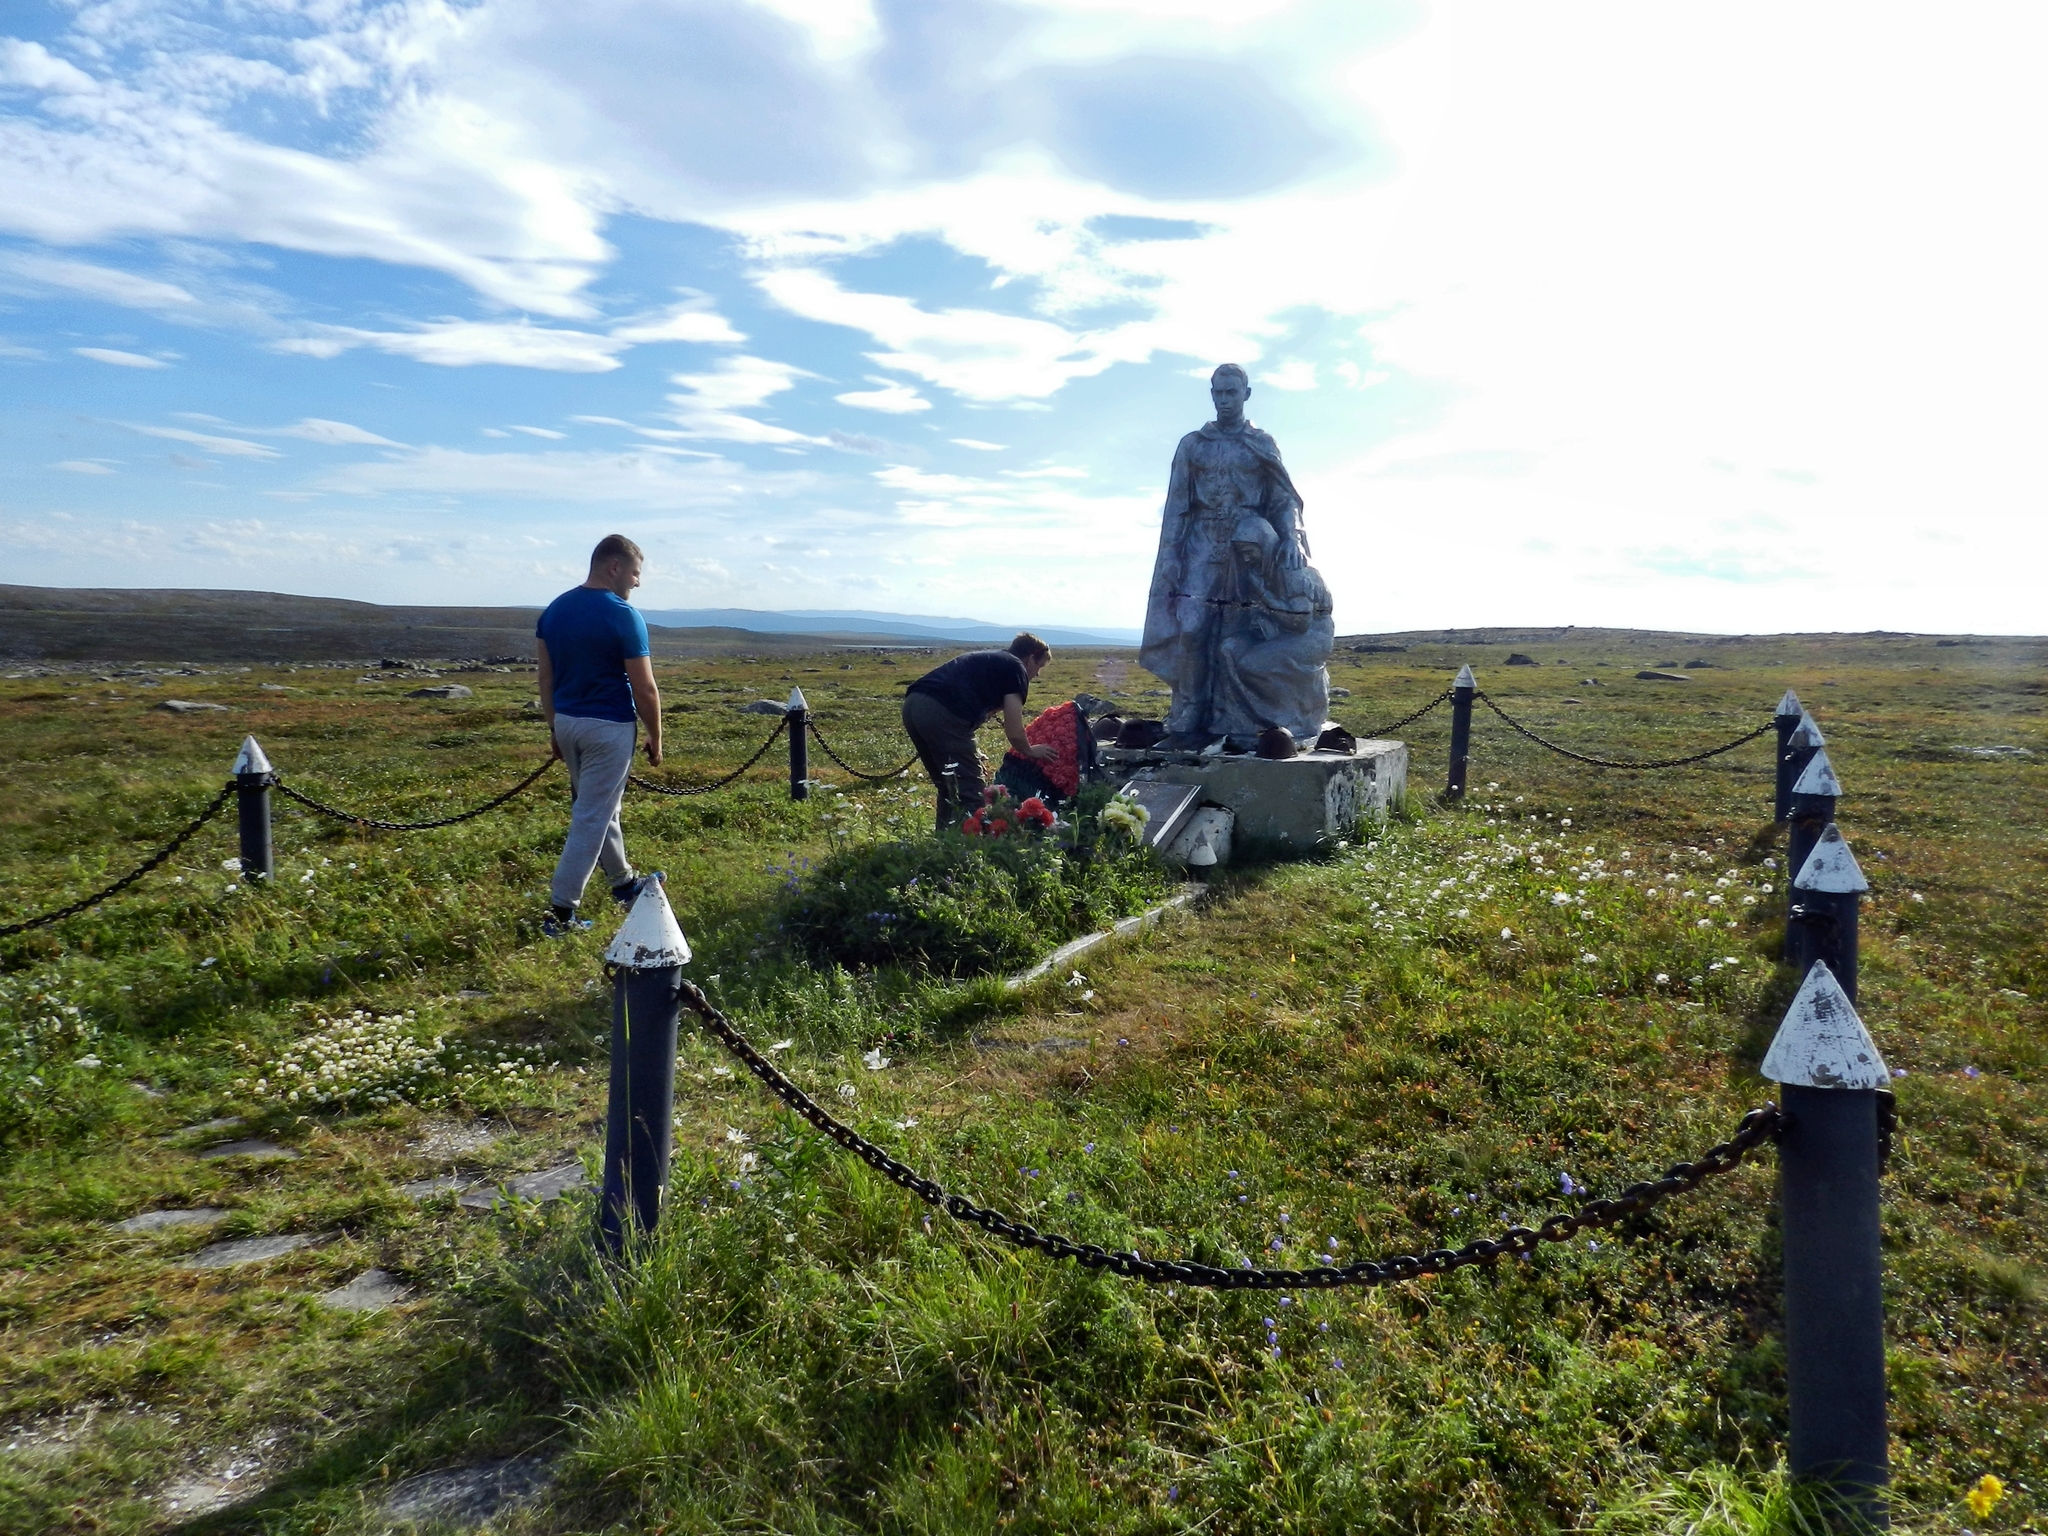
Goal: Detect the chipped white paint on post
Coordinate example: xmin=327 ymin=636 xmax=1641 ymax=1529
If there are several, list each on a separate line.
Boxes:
xmin=1776 ymin=689 xmax=1803 ymax=718
xmin=787 ymin=686 xmax=808 ymax=713
xmin=231 ymin=735 xmax=271 ymax=775
xmin=1793 ymin=748 xmax=1842 ymax=797
xmin=1789 ymin=713 xmax=1826 ymax=750
xmin=1762 ymin=960 xmax=1889 ymax=1089
xmin=1453 ymin=664 xmax=1476 ymax=689
xmin=1794 ymin=823 xmax=1869 ymax=894
xmin=605 ymin=880 xmax=692 ymax=969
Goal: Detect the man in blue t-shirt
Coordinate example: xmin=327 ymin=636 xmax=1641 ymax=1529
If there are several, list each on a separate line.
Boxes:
xmin=536 ymin=534 xmax=663 ymax=933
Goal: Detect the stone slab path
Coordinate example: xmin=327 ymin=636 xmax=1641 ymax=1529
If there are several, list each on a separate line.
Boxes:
xmin=383 ymin=1454 xmax=553 ymax=1525
xmin=319 ymin=1268 xmax=412 ymax=1312
xmin=113 ymin=1207 xmax=228 ymax=1234
xmin=181 ymin=1232 xmax=333 ymax=1269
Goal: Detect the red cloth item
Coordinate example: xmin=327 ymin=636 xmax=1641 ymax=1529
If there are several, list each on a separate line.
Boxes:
xmin=1007 ymin=700 xmax=1084 ymax=798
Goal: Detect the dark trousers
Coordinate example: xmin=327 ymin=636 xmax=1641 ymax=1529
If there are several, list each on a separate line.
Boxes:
xmin=902 ymin=692 xmax=984 ymax=831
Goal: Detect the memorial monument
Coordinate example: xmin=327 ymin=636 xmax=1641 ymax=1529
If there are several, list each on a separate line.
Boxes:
xmin=1140 ymin=363 xmax=1334 ymax=750
xmin=1116 ymin=365 xmax=1406 ymax=858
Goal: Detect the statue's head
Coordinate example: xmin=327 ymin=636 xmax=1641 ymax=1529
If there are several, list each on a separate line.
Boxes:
xmin=1210 ymin=363 xmax=1249 ymax=420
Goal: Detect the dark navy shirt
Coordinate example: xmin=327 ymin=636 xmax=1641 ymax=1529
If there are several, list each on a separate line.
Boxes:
xmin=537 ymin=587 xmax=649 ymax=723
xmin=906 ymin=650 xmax=1030 ymax=727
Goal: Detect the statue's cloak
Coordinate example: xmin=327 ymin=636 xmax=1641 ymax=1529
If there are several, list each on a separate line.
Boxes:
xmin=1139 ymin=420 xmax=1305 ymax=687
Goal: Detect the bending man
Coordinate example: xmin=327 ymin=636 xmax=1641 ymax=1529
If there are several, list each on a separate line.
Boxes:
xmin=902 ymin=633 xmax=1058 ymax=830
xmin=536 ymin=534 xmax=663 ymax=934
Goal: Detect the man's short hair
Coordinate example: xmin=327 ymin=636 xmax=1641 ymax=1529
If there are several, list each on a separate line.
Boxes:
xmin=1008 ymin=632 xmax=1052 ymax=662
xmin=590 ymin=533 xmax=644 ymax=569
xmin=1211 ymin=363 xmax=1249 ymax=386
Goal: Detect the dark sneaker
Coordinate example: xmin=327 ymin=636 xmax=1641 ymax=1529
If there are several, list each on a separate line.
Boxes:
xmin=542 ymin=906 xmax=592 ymax=938
xmin=610 ymin=872 xmax=665 ymax=909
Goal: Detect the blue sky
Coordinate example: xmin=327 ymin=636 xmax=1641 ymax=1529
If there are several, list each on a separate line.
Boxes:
xmin=3 ymin=1 xmax=2045 ymax=634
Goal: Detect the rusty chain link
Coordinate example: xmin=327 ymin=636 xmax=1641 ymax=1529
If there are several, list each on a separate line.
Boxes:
xmin=680 ymin=980 xmax=1786 ymax=1288
xmin=0 ymin=781 xmax=236 ymax=938
xmin=272 ymin=760 xmax=556 ymax=830
xmin=629 ymin=716 xmax=788 ymax=798
xmin=807 ymin=718 xmax=916 ymax=782
xmin=1474 ymin=692 xmax=1777 ymax=770
xmin=1347 ymin=687 xmax=1454 ymax=741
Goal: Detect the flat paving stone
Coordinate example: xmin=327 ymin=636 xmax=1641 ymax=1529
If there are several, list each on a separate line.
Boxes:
xmin=458 ymin=1164 xmax=588 ymax=1210
xmin=399 ymin=1175 xmax=472 ymax=1200
xmin=158 ymin=1453 xmax=269 ymax=1517
xmin=384 ymin=1454 xmax=552 ymax=1525
xmin=113 ymin=1207 xmax=230 ymax=1234
xmin=162 ymin=1115 xmax=244 ymax=1142
xmin=319 ymin=1268 xmax=412 ymax=1312
xmin=409 ymin=1120 xmax=500 ymax=1159
xmin=198 ymin=1138 xmax=299 ymax=1161
xmin=181 ymin=1231 xmax=333 ymax=1269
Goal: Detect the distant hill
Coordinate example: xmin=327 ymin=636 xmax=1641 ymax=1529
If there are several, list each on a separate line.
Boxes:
xmin=638 ymin=608 xmax=1141 ymax=647
xmin=0 ymin=586 xmax=1140 ymax=663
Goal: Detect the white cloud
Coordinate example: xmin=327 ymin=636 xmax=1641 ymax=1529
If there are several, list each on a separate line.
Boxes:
xmin=834 ymin=376 xmax=930 ymax=413
xmin=273 ymin=418 xmax=403 ymax=446
xmin=1 ymin=253 xmax=198 ymax=310
xmin=311 ymin=443 xmax=815 ymax=510
xmin=608 ymin=300 xmax=747 ymax=345
xmin=275 ymin=320 xmax=629 ymax=372
xmin=74 ymin=347 xmax=170 ymax=368
xmin=126 ymin=424 xmax=280 ymax=458
xmin=52 ymin=459 xmax=117 ymax=474
xmin=951 ymin=438 xmax=1007 ymax=450
xmin=509 ymin=425 xmax=566 ymax=438
xmin=664 ymin=355 xmax=822 ymax=443
xmin=1260 ymin=360 xmax=1317 ymax=391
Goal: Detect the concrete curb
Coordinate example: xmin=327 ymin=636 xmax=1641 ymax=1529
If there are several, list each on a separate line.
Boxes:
xmin=1004 ymin=883 xmax=1205 ymax=991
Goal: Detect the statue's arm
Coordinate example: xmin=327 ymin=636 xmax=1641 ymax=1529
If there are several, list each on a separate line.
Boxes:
xmin=1153 ymin=439 xmax=1194 ymax=592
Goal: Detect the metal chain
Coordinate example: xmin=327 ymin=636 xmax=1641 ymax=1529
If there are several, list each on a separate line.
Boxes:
xmin=807 ymin=718 xmax=916 ymax=782
xmin=1474 ymin=692 xmax=1777 ymax=770
xmin=680 ymin=980 xmax=1784 ymax=1289
xmin=629 ymin=716 xmax=788 ymax=798
xmin=272 ymin=760 xmax=555 ymax=830
xmin=1348 ymin=687 xmax=1454 ymax=740
xmin=0 ymin=781 xmax=237 ymax=937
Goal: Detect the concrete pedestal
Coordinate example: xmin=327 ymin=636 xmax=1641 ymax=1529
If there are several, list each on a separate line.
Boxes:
xmin=1110 ymin=739 xmax=1407 ymax=857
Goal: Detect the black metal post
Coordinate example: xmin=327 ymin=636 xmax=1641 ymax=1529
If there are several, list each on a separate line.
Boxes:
xmin=232 ymin=735 xmax=273 ymax=883
xmin=1780 ymin=1083 xmax=1890 ymax=1522
xmin=1445 ymin=664 xmax=1475 ymax=800
xmin=598 ymin=879 xmax=691 ymax=1258
xmin=1774 ymin=689 xmax=1803 ymax=822
xmin=1763 ymin=961 xmax=1891 ymax=1527
xmin=788 ymin=686 xmax=809 ymax=802
xmin=1787 ymin=748 xmax=1840 ymax=900
xmin=599 ymin=966 xmax=680 ymax=1256
xmin=1786 ymin=823 xmax=1865 ymax=1003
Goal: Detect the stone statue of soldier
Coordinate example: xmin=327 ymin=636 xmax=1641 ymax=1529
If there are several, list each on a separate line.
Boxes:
xmin=1140 ymin=364 xmax=1333 ymax=749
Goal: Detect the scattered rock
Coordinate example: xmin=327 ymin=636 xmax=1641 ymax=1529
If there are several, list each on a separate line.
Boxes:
xmin=158 ymin=1451 xmax=272 ymax=1517
xmin=155 ymin=699 xmax=228 ymax=713
xmin=259 ymin=683 xmax=294 ymax=692
xmin=134 ymin=676 xmax=161 ymax=687
xmin=1328 ymin=686 xmax=1351 ymax=698
xmin=1635 ymin=670 xmax=1692 ymax=682
xmin=399 ymin=1175 xmax=471 ymax=1200
xmin=1580 ymin=678 xmax=1603 ymax=686
xmin=319 ymin=1268 xmax=412 ymax=1312
xmin=409 ymin=1120 xmax=500 ymax=1159
xmin=1561 ymin=697 xmax=1585 ymax=705
xmin=1683 ymin=659 xmax=1718 ymax=669
xmin=1504 ymin=653 xmax=1539 ymax=666
xmin=1954 ymin=744 xmax=2033 ymax=758
xmin=181 ymin=1231 xmax=332 ymax=1269
xmin=113 ymin=1208 xmax=230 ymax=1234
xmin=1349 ymin=642 xmax=1407 ymax=653
xmin=383 ymin=1455 xmax=553 ymax=1526
xmin=456 ymin=989 xmax=492 ymax=1000
xmin=407 ymin=684 xmax=474 ymax=699
xmin=129 ymin=1080 xmax=164 ymax=1099
xmin=737 ymin=699 xmax=788 ymax=714
xmin=458 ymin=1164 xmax=588 ymax=1210
xmin=198 ymin=1138 xmax=299 ymax=1162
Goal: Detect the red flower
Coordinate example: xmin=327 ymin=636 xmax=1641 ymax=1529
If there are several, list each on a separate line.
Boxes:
xmin=990 ymin=818 xmax=1011 ymax=835
xmin=1007 ymin=701 xmax=1083 ymax=797
xmin=1018 ymin=796 xmax=1047 ymax=817
xmin=961 ymin=816 xmax=982 ymax=836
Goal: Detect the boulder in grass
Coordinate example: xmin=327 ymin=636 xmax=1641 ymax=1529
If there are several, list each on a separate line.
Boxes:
xmin=1504 ymin=653 xmax=1539 ymax=666
xmin=406 ymin=684 xmax=473 ymax=699
xmin=1636 ymin=670 xmax=1692 ymax=682
xmin=737 ymin=699 xmax=788 ymax=715
xmin=156 ymin=699 xmax=228 ymax=713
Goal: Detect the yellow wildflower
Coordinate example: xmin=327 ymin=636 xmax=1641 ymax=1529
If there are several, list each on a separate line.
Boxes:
xmin=1965 ymin=1473 xmax=2005 ymax=1520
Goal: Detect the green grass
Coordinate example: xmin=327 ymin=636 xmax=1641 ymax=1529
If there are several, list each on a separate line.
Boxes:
xmin=0 ymin=637 xmax=2041 ymax=1533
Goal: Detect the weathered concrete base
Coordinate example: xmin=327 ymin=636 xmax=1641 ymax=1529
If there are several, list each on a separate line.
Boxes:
xmin=1119 ymin=739 xmax=1406 ymax=856
xmin=1160 ymin=805 xmax=1234 ymax=869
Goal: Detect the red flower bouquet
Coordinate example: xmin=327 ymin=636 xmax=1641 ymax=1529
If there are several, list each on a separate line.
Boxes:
xmin=960 ymin=785 xmax=1057 ymax=838
xmin=1003 ymin=700 xmax=1085 ymax=799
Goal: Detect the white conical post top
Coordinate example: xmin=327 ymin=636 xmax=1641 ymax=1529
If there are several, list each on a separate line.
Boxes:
xmin=605 ymin=879 xmax=693 ymax=969
xmin=1776 ymin=688 xmax=1802 ymax=718
xmin=232 ymin=735 xmax=272 ymax=775
xmin=1789 ymin=712 xmax=1826 ymax=749
xmin=1794 ymin=822 xmax=1869 ymax=894
xmin=1453 ymin=664 xmax=1476 ymax=689
xmin=787 ymin=686 xmax=808 ymax=713
xmin=1792 ymin=747 xmax=1842 ymax=797
xmin=1761 ymin=961 xmax=1889 ymax=1089
xmin=1188 ymin=834 xmax=1217 ymax=867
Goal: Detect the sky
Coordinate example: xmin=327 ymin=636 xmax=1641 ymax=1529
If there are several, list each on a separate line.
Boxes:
xmin=3 ymin=0 xmax=2045 ymax=635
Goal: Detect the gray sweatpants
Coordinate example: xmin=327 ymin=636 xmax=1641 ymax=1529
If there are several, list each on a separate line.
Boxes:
xmin=550 ymin=713 xmax=637 ymax=909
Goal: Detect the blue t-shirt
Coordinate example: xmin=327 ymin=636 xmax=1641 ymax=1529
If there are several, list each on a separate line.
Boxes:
xmin=537 ymin=587 xmax=649 ymax=724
